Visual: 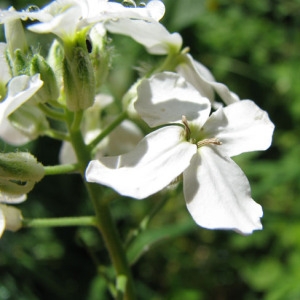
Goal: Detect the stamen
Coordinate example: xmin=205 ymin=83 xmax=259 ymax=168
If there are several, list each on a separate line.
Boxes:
xmin=197 ymin=138 xmax=222 ymax=148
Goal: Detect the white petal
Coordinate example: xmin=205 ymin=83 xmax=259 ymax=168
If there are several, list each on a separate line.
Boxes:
xmin=85 ymin=0 xmax=165 ymax=25
xmin=177 ymin=54 xmax=239 ymax=106
xmin=0 ymin=43 xmax=11 ymax=84
xmin=183 ymin=147 xmax=263 ymax=234
xmin=103 ymin=0 xmax=165 ymax=21
xmin=28 ymin=6 xmax=82 ymax=39
xmin=0 ymin=117 xmax=31 ymax=145
xmin=0 ymin=193 xmax=26 ymax=204
xmin=104 ymin=119 xmax=143 ymax=156
xmin=0 ymin=207 xmax=5 ymax=237
xmin=86 ymin=126 xmax=196 ymax=199
xmin=0 ymin=6 xmax=52 ymax=24
xmin=203 ymin=100 xmax=275 ymax=157
xmin=135 ymin=72 xmax=210 ymax=127
xmin=0 ymin=204 xmax=22 ymax=234
xmin=105 ymin=19 xmax=182 ymax=55
xmin=0 ymin=74 xmax=43 ymax=122
xmin=59 ymin=141 xmax=77 ymax=164
xmin=0 ymin=74 xmax=43 ymax=145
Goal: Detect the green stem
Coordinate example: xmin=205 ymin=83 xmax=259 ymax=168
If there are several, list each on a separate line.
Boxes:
xmin=125 ymin=195 xmax=169 ymax=249
xmin=88 ymin=111 xmax=128 ymax=152
xmin=44 ymin=163 xmax=80 ymax=175
xmin=38 ymin=103 xmax=66 ymax=121
xmin=67 ymin=111 xmax=135 ymax=300
xmin=44 ymin=129 xmax=70 ymax=141
xmin=23 ymin=216 xmax=96 ymax=228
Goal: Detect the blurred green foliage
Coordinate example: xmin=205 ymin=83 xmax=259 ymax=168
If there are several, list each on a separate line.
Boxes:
xmin=1 ymin=0 xmax=300 ymax=299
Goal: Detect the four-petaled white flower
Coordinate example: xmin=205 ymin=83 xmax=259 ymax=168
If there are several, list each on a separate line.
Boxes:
xmin=86 ymin=72 xmax=275 ymax=234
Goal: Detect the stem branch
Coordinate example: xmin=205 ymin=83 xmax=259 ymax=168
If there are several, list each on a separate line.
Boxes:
xmin=23 ymin=216 xmax=96 ymax=228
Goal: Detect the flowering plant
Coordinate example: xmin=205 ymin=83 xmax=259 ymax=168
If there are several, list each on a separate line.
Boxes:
xmin=0 ymin=0 xmax=274 ymax=298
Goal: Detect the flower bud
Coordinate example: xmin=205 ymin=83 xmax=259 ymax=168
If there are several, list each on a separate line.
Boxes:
xmin=47 ymin=39 xmax=64 ymax=83
xmin=63 ymin=45 xmax=95 ymax=111
xmin=88 ymin=26 xmax=111 ymax=89
xmin=13 ymin=49 xmax=28 ymax=75
xmin=0 ymin=152 xmax=44 ymax=195
xmin=30 ymin=54 xmax=59 ymax=103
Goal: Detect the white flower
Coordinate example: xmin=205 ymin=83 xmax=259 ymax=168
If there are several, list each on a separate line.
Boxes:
xmin=0 ymin=74 xmax=43 ymax=145
xmin=177 ymin=53 xmax=240 ymax=107
xmin=104 ymin=17 xmax=182 ymax=55
xmin=86 ymin=72 xmax=274 ymax=234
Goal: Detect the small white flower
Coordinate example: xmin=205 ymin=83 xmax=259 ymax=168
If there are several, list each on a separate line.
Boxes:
xmin=86 ymin=72 xmax=274 ymax=234
xmin=0 ymin=74 xmax=43 ymax=145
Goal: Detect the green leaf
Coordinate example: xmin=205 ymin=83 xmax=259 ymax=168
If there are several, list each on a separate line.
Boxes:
xmin=127 ymin=218 xmax=195 ymax=265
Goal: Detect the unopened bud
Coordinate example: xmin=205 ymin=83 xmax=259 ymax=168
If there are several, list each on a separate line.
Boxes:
xmin=63 ymin=46 xmax=95 ymax=111
xmin=47 ymin=39 xmax=64 ymax=83
xmin=88 ymin=26 xmax=110 ymax=89
xmin=0 ymin=152 xmax=44 ymax=195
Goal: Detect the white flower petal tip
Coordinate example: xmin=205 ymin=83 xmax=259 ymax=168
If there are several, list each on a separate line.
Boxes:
xmin=177 ymin=54 xmax=240 ymax=106
xmin=0 ymin=193 xmax=27 ymax=204
xmin=203 ymin=100 xmax=275 ymax=157
xmin=135 ymin=72 xmax=211 ymax=127
xmin=105 ymin=19 xmax=182 ymax=55
xmin=85 ymin=126 xmax=196 ymax=199
xmin=183 ymin=147 xmax=264 ymax=235
xmin=146 ymin=0 xmax=165 ymax=21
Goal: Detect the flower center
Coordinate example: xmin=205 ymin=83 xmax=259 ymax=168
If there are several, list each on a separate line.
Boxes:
xmin=181 ymin=115 xmax=222 ymax=148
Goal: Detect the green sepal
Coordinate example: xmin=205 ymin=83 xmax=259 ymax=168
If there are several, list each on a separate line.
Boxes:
xmin=30 ymin=54 xmax=59 ymax=103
